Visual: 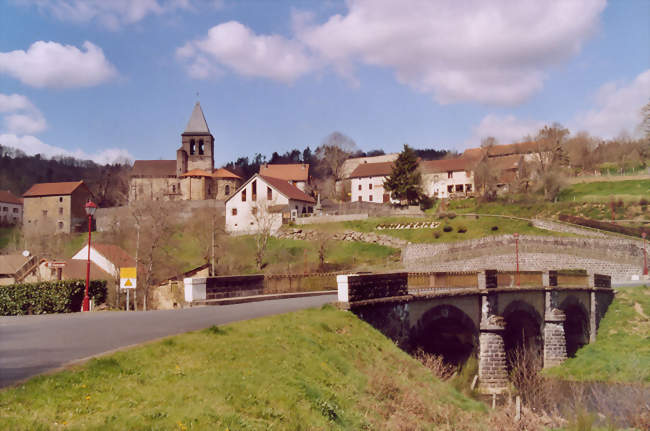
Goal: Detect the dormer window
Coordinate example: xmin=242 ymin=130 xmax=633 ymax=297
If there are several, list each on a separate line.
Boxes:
xmin=190 ymin=139 xmax=196 ymax=155
xmin=199 ymin=139 xmax=204 ymax=155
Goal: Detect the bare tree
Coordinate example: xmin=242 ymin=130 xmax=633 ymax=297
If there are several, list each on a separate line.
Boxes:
xmin=315 ymin=231 xmax=331 ymax=271
xmin=473 ymin=137 xmax=499 ymax=200
xmin=250 ymin=198 xmax=281 ymax=271
xmin=315 ymin=131 xmax=358 ymax=183
xmin=532 ymin=124 xmax=570 ymax=200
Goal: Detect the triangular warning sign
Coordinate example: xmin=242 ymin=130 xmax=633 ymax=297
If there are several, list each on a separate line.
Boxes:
xmin=125 ymin=279 xmax=133 ymax=287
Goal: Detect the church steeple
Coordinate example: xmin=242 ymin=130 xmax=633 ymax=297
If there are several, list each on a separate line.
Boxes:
xmin=177 ymin=102 xmax=214 ymax=176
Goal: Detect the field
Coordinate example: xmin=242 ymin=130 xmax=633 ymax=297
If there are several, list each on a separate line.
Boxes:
xmin=0 ymin=306 xmax=490 ymax=430
xmin=557 ymin=179 xmax=650 ymax=203
xmin=545 ymin=285 xmax=650 ymax=383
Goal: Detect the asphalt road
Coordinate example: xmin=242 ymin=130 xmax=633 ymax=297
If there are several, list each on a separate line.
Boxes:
xmin=0 ymin=294 xmax=336 ymax=388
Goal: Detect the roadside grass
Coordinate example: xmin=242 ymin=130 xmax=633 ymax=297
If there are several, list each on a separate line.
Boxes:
xmin=0 ymin=306 xmax=489 ymax=430
xmin=544 ymin=285 xmax=650 ymax=383
xmin=557 ymin=179 xmax=650 ymax=202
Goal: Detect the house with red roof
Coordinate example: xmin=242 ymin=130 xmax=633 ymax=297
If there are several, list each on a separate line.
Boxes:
xmin=129 ymin=102 xmax=242 ymax=202
xmin=348 ymin=161 xmax=399 ymax=203
xmin=22 ymin=180 xmax=93 ymax=235
xmin=225 ymin=174 xmax=316 ymax=234
xmin=259 ymin=163 xmax=310 ymax=192
xmin=0 ymin=190 xmax=23 ymax=225
xmin=420 ymin=158 xmax=476 ymax=199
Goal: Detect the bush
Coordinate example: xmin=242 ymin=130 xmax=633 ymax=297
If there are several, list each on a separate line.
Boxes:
xmin=443 ymin=225 xmax=453 ymax=232
xmin=433 ymin=231 xmax=441 ymax=239
xmin=640 ymin=198 xmax=648 ymax=208
xmin=559 ymin=214 xmax=645 ymax=238
xmin=0 ymin=280 xmax=107 ymax=316
xmin=491 ymin=225 xmax=499 ymax=231
xmin=457 ymin=225 xmax=467 ymax=233
xmin=447 ymin=212 xmax=457 ymax=219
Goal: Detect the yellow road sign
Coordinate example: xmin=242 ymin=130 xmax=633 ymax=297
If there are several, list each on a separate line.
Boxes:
xmin=120 ymin=267 xmax=136 ymax=289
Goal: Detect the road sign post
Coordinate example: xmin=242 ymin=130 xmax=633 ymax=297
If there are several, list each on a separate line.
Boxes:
xmin=120 ymin=267 xmax=137 ymax=311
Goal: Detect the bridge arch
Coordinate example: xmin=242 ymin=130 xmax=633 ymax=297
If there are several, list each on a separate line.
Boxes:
xmin=411 ymin=304 xmax=478 ymax=366
xmin=502 ymin=300 xmax=544 ymax=370
xmin=560 ymin=296 xmax=590 ymax=357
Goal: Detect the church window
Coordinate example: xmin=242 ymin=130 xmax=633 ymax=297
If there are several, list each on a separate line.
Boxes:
xmin=225 ymin=185 xmax=230 ymax=195
xmin=242 ymin=189 xmax=246 ymax=202
xmin=190 ymin=139 xmax=196 ymax=155
xmin=172 ymin=185 xmax=176 ymax=193
xmin=199 ymin=140 xmax=204 ymax=155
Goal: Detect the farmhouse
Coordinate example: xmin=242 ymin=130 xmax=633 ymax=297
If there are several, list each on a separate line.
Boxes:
xmin=129 ymin=102 xmax=242 ymax=202
xmin=225 ymin=174 xmax=316 ymax=234
xmin=348 ymin=161 xmax=399 ymax=203
xmin=22 ymin=180 xmax=93 ymax=235
xmin=0 ymin=190 xmax=22 ymax=225
xmin=420 ymin=158 xmax=475 ymax=199
xmin=259 ymin=163 xmax=310 ymax=191
xmin=71 ymin=243 xmax=136 ymax=280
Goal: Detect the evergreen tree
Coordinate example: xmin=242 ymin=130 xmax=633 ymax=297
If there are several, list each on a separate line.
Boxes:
xmin=383 ymin=144 xmax=422 ymax=204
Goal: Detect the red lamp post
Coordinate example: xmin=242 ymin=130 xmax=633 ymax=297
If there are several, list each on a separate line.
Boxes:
xmin=82 ymin=201 xmax=97 ymax=312
xmin=643 ymin=232 xmax=648 ymax=276
xmin=514 ymin=232 xmax=520 ymax=287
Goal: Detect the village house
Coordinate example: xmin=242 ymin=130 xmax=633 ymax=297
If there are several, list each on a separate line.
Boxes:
xmin=22 ymin=180 xmax=93 ymax=236
xmin=71 ymin=243 xmax=136 ymax=280
xmin=420 ymin=158 xmax=476 ymax=199
xmin=0 ymin=190 xmax=23 ymax=225
xmin=348 ymin=161 xmax=399 ymax=203
xmin=225 ymin=174 xmax=316 ymax=234
xmin=129 ymin=102 xmax=242 ymax=202
xmin=259 ymin=163 xmax=310 ymax=191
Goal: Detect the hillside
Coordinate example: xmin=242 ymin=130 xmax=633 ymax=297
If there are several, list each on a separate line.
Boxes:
xmin=0 ymin=305 xmax=493 ymax=430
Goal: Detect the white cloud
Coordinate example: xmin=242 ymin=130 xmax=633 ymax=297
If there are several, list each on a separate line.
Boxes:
xmin=178 ymin=0 xmax=605 ymax=105
xmin=0 ymin=41 xmax=117 ymax=88
xmin=465 ymin=114 xmax=545 ymax=148
xmin=572 ymin=69 xmax=650 ymax=139
xmin=0 ymin=134 xmax=134 ymax=164
xmin=177 ymin=21 xmax=314 ymax=83
xmin=15 ymin=0 xmax=192 ymax=29
xmin=0 ymin=93 xmax=47 ymax=134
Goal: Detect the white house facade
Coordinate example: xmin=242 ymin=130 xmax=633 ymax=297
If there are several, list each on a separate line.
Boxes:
xmin=0 ymin=190 xmax=22 ymax=225
xmin=420 ymin=159 xmax=475 ymax=199
xmin=225 ymin=174 xmax=316 ymax=234
xmin=348 ymin=161 xmax=399 ymax=204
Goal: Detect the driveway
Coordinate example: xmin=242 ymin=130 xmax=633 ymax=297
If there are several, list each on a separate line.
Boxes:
xmin=0 ymin=294 xmax=336 ymax=388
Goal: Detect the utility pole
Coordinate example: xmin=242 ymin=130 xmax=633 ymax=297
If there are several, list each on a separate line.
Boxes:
xmin=211 ymin=207 xmax=216 ymax=276
xmin=134 ymin=218 xmax=140 ymax=311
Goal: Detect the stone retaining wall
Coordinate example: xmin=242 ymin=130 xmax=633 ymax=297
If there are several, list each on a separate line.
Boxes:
xmin=275 ymin=228 xmax=407 ymax=249
xmin=294 ymin=213 xmax=368 ymax=225
xmin=531 ymin=219 xmax=609 ymax=238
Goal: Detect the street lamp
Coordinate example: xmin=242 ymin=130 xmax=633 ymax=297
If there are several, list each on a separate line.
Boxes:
xmin=83 ymin=200 xmax=97 ymax=312
xmin=514 ymin=232 xmax=520 ymax=287
xmin=643 ymin=232 xmax=648 ymax=276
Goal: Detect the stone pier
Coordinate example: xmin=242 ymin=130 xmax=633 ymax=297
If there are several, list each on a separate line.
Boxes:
xmin=478 ymin=290 xmax=508 ymax=393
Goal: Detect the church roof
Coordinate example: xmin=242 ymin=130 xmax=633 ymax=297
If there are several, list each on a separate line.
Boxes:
xmin=180 ymin=169 xmax=213 ymax=178
xmin=212 ymin=168 xmax=242 ymax=179
xmin=131 ymin=160 xmax=176 ymax=177
xmin=183 ymin=102 xmax=211 ymax=135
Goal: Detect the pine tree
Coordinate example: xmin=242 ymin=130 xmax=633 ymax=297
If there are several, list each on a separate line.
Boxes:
xmin=383 ymin=144 xmax=422 ymax=205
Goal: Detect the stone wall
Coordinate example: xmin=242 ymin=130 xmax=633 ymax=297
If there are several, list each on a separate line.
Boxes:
xmin=275 ymin=228 xmax=407 ymax=249
xmin=294 ymin=213 xmax=368 ymax=225
xmin=531 ymin=219 xmax=609 ymax=238
xmin=339 ymin=272 xmax=409 ymax=302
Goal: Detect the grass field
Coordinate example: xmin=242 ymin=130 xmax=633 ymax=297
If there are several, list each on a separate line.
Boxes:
xmin=545 ymin=285 xmax=650 ymax=383
xmin=557 ymin=179 xmax=650 ymax=202
xmin=0 ymin=306 xmax=491 ymax=430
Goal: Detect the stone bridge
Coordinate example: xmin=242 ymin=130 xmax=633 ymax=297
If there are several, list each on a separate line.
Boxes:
xmin=336 ymin=270 xmax=614 ymax=394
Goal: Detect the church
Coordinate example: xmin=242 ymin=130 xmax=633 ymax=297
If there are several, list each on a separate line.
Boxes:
xmin=129 ymin=102 xmax=242 ymax=202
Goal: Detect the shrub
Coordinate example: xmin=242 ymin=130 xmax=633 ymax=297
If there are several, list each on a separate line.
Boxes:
xmin=491 ymin=225 xmax=499 ymax=231
xmin=0 ymin=280 xmax=107 ymax=316
xmin=559 ymin=214 xmax=645 ymax=238
xmin=457 ymin=225 xmax=467 ymax=233
xmin=447 ymin=212 xmax=457 ymax=219
xmin=640 ymin=198 xmax=648 ymax=208
xmin=443 ymin=225 xmax=453 ymax=232
xmin=433 ymin=231 xmax=441 ymax=239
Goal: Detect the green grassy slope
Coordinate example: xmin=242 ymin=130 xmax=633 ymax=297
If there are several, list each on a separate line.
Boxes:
xmin=545 ymin=285 xmax=650 ymax=383
xmin=558 ymin=179 xmax=650 ymax=202
xmin=0 ymin=306 xmax=489 ymax=430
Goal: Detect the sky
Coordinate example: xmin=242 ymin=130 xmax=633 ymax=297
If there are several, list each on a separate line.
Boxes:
xmin=0 ymin=0 xmax=648 ymax=167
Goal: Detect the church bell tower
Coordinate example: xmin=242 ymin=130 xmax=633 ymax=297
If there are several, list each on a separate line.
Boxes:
xmin=177 ymin=102 xmax=214 ymax=175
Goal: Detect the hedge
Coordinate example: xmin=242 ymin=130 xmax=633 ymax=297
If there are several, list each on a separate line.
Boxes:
xmin=0 ymin=280 xmax=107 ymax=316
xmin=558 ymin=214 xmax=646 ymax=238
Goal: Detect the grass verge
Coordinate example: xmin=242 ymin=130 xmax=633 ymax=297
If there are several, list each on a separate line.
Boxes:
xmin=0 ymin=306 xmax=489 ymax=430
xmin=545 ymin=285 xmax=650 ymax=383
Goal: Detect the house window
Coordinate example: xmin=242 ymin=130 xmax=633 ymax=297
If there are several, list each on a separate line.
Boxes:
xmin=252 ymin=207 xmax=258 ymax=215
xmin=57 ymin=222 xmax=63 ymax=229
xmin=447 ymin=185 xmax=453 ymax=193
xmin=241 ymin=189 xmax=247 ymax=202
xmin=225 ymin=185 xmax=230 ymax=195
xmin=466 ymin=184 xmax=472 ymax=192
xmin=13 ymin=208 xmax=18 ymax=213
xmin=172 ymin=185 xmax=176 ymax=193
xmin=267 ymin=186 xmax=272 ymax=200
xmin=2 ymin=207 xmax=6 ymax=212
xmin=447 ymin=171 xmax=453 ymax=179
xmin=198 ymin=139 xmax=204 ymax=155
xmin=369 ymin=195 xmax=373 ymax=201
xmin=208 ymin=185 xmax=211 ymax=195
xmin=455 ymin=184 xmax=463 ymax=192
xmin=42 ymin=210 xmax=48 ymax=217
xmin=358 ymin=184 xmax=362 ymax=191
xmin=231 ymin=208 xmax=237 ymax=216
xmin=190 ymin=139 xmax=195 ymax=155
xmin=358 ymin=196 xmax=362 ymax=202
xmin=369 ymin=183 xmax=373 ymax=190
xmin=251 ymin=180 xmax=257 ymax=201
xmin=59 ymin=197 xmax=63 ymax=203
xmin=58 ymin=207 xmax=63 ymax=215
xmin=308 ymin=206 xmax=313 ymax=213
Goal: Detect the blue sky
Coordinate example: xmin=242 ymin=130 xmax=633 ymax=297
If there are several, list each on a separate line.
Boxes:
xmin=0 ymin=0 xmax=648 ymax=167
